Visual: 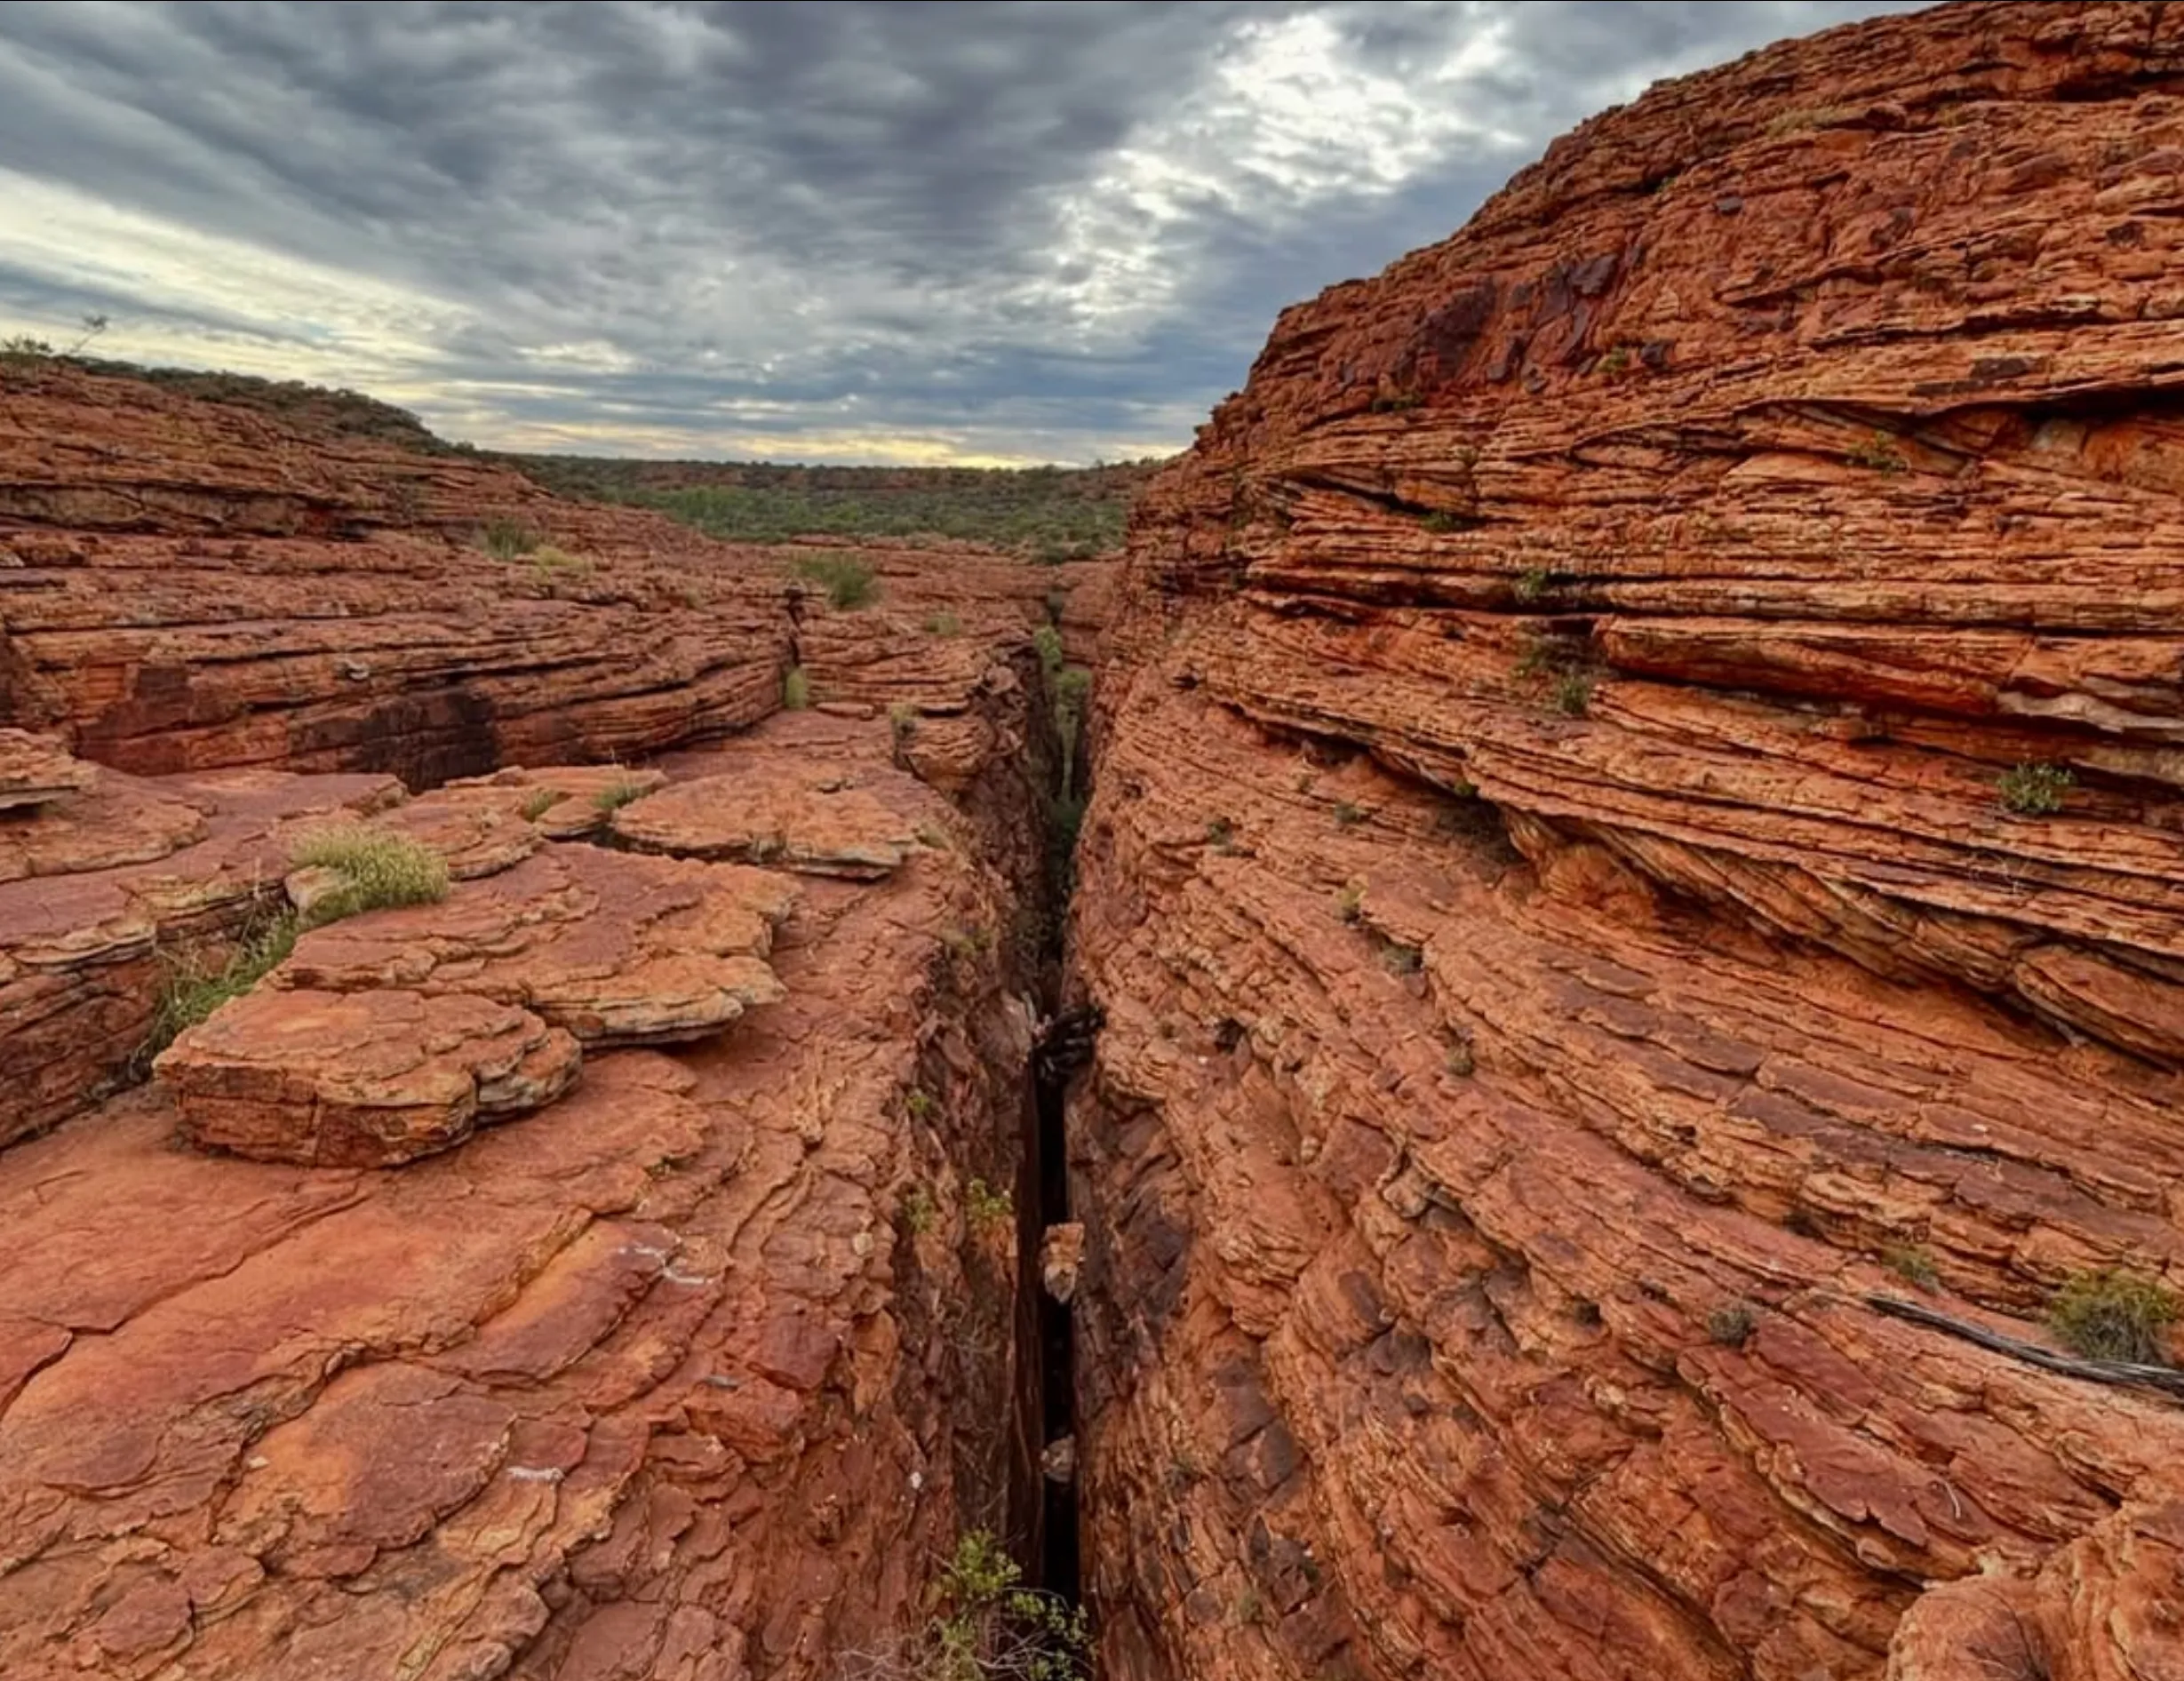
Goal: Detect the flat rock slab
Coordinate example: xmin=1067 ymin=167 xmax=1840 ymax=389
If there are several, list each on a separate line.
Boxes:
xmin=444 ymin=764 xmax=670 ymax=840
xmin=155 ymin=986 xmax=580 ymax=1167
xmin=0 ymin=729 xmax=94 ymax=813
xmin=278 ymin=843 xmax=795 ymax=1046
xmin=612 ymin=763 xmax=913 ymax=878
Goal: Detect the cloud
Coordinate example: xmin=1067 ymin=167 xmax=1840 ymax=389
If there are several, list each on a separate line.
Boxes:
xmin=0 ymin=1 xmax=1928 ymax=464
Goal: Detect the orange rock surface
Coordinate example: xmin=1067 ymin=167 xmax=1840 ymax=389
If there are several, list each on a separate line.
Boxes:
xmin=1068 ymin=6 xmax=2184 ymax=1680
xmin=0 ymin=349 xmax=1098 ymax=1674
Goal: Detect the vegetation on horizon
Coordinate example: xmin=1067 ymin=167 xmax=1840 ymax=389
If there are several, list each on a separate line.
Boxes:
xmin=505 ymin=454 xmax=1159 ymax=560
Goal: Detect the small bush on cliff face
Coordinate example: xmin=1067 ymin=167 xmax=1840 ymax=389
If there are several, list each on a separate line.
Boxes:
xmin=795 ymin=552 xmax=879 ymax=609
xmin=1997 ymin=761 xmax=2073 ymax=816
xmin=1708 ymin=1303 xmax=1758 ymax=1347
xmin=840 ymin=1530 xmax=1088 ymax=1681
xmin=1512 ymin=567 xmax=1552 ymax=605
xmin=287 ymin=825 xmax=450 ymax=925
xmin=1551 ymin=671 xmax=1596 ymax=717
xmin=2048 ymin=1268 xmax=2179 ymax=1364
xmin=1883 ymin=1244 xmax=1941 ymax=1291
xmin=1847 ymin=431 xmax=1908 ymax=474
xmin=480 ymin=518 xmax=539 ymax=559
xmin=966 ymin=1178 xmax=1013 ymax=1229
xmin=782 ymin=665 xmax=810 ymax=710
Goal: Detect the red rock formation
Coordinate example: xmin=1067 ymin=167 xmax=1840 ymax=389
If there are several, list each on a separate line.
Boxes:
xmin=1068 ymin=6 xmax=2184 ymax=1679
xmin=0 ymin=357 xmax=1104 ymax=1674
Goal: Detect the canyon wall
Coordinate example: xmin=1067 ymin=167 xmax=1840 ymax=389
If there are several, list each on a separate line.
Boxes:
xmin=0 ymin=368 xmax=1102 ymax=1677
xmin=1067 ymin=4 xmax=2184 ymax=1678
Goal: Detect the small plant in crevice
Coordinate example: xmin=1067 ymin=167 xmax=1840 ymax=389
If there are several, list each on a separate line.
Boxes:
xmin=1847 ymin=430 xmax=1909 ymax=474
xmin=139 ymin=909 xmax=300 ymax=1067
xmin=1550 ymin=670 xmax=1596 ymax=717
xmin=1882 ymin=1244 xmax=1941 ymax=1292
xmin=1997 ymin=761 xmax=2073 ymax=817
xmin=1335 ymin=882 xmax=1365 ymax=925
xmin=520 ymin=788 xmax=561 ymax=821
xmin=287 ymin=825 xmax=450 ymax=925
xmin=782 ymin=665 xmax=810 ymax=710
xmin=1370 ymin=388 xmax=1423 ymax=414
xmin=890 ymin=702 xmax=919 ymax=749
xmin=480 ymin=517 xmax=539 ymax=560
xmin=794 ymin=552 xmax=880 ymax=609
xmin=966 ymin=1177 xmax=1014 ymax=1229
xmin=1376 ymin=938 xmax=1423 ymax=976
xmin=1032 ymin=623 xmax=1064 ymax=676
xmin=530 ymin=543 xmax=594 ymax=577
xmin=905 ymin=1088 xmax=938 ymax=1121
xmin=1708 ymin=1303 xmax=1758 ymax=1347
xmin=1419 ymin=510 xmax=1467 ymax=534
xmin=900 ymin=1184 xmax=937 ymax=1237
xmin=1334 ymin=801 xmax=1367 ymax=828
xmin=1205 ymin=816 xmax=1236 ymax=852
xmin=1511 ymin=567 xmax=1553 ymax=605
xmin=1596 ymin=345 xmax=1633 ymax=378
xmin=2048 ymin=1267 xmax=2180 ymax=1364
xmin=1444 ymin=1038 xmax=1475 ymax=1078
xmin=940 ymin=924 xmax=994 ymax=960
xmin=591 ymin=777 xmax=648 ymax=814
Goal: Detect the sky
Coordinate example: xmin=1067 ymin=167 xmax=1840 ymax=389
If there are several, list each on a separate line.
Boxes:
xmin=0 ymin=1 xmax=1929 ymax=466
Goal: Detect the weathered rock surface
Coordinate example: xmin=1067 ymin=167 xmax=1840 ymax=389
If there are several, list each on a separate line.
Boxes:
xmin=0 ymin=763 xmax=400 ymax=1146
xmin=0 ymin=713 xmax=1047 ymax=1678
xmin=614 ymin=738 xmax=919 ymax=879
xmin=1070 ymin=7 xmax=2184 ymax=1681
xmin=0 ymin=729 xmax=92 ymax=811
xmin=155 ymin=986 xmax=585 ymax=1167
xmin=278 ymin=843 xmax=796 ymax=1048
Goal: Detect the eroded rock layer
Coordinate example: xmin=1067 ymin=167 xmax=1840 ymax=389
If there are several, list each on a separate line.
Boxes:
xmin=0 ymin=719 xmax=1042 ymax=1681
xmin=1069 ymin=6 xmax=2184 ymax=1679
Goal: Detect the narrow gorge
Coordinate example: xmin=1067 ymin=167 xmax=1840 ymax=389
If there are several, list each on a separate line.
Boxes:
xmin=5 ymin=4 xmax=2184 ymax=1679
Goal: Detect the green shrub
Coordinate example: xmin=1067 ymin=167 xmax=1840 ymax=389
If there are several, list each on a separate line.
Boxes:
xmin=1708 ymin=1303 xmax=1758 ymax=1347
xmin=520 ymin=788 xmax=561 ymax=820
xmin=795 ymin=552 xmax=879 ymax=609
xmin=1882 ymin=1244 xmax=1940 ymax=1291
xmin=1420 ymin=510 xmax=1466 ymax=534
xmin=967 ymin=1178 xmax=1013 ymax=1229
xmin=890 ymin=702 xmax=918 ymax=746
xmin=901 ymin=1185 xmax=937 ymax=1236
xmin=592 ymin=777 xmax=649 ymax=813
xmin=530 ymin=543 xmax=593 ymax=575
xmin=2048 ymin=1267 xmax=2179 ymax=1364
xmin=1205 ymin=817 xmax=1235 ymax=851
xmin=287 ymin=825 xmax=450 ymax=924
xmin=1997 ymin=761 xmax=2072 ymax=816
xmin=1512 ymin=567 xmax=1552 ymax=604
xmin=1335 ymin=882 xmax=1365 ymax=924
xmin=1848 ymin=431 xmax=1908 ymax=474
xmin=480 ymin=517 xmax=540 ymax=559
xmin=1551 ymin=671 xmax=1596 ymax=717
xmin=783 ymin=665 xmax=810 ymax=710
xmin=140 ymin=911 xmax=299 ymax=1064
xmin=873 ymin=1530 xmax=1087 ymax=1681
xmin=1032 ymin=624 xmax=1064 ymax=676
xmin=1334 ymin=801 xmax=1367 ymax=828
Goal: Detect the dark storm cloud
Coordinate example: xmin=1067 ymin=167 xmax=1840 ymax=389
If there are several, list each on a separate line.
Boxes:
xmin=0 ymin=1 xmax=1929 ymax=462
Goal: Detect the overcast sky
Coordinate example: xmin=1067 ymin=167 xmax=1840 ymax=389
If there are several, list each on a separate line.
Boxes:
xmin=0 ymin=1 xmax=1926 ymax=465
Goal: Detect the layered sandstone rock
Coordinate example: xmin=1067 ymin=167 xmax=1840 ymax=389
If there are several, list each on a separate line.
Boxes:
xmin=0 ymin=761 xmax=402 ymax=1146
xmin=1069 ymin=6 xmax=2184 ymax=1680
xmin=156 ymin=986 xmax=585 ymax=1167
xmin=277 ymin=844 xmax=797 ymax=1048
xmin=0 ymin=713 xmax=1047 ymax=1679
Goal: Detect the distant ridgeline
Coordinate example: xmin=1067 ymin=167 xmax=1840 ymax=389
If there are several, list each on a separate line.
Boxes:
xmin=37 ymin=354 xmax=1160 ymax=560
xmin=501 ymin=454 xmax=1164 ymax=561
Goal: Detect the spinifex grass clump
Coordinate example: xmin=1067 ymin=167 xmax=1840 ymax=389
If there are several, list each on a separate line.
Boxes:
xmin=2048 ymin=1267 xmax=2180 ymax=1364
xmin=288 ymin=824 xmax=450 ymax=925
xmin=794 ymin=552 xmax=879 ymax=609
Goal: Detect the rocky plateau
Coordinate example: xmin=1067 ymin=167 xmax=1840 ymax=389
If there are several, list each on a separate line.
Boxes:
xmin=7 ymin=4 xmax=2184 ymax=1680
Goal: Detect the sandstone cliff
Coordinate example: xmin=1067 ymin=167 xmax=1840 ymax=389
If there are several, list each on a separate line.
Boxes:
xmin=1067 ymin=4 xmax=2184 ymax=1677
xmin=0 ymin=368 xmax=1103 ymax=1677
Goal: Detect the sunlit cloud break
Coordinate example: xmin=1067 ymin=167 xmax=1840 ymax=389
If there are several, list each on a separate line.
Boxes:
xmin=0 ymin=1 xmax=1930 ymax=465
